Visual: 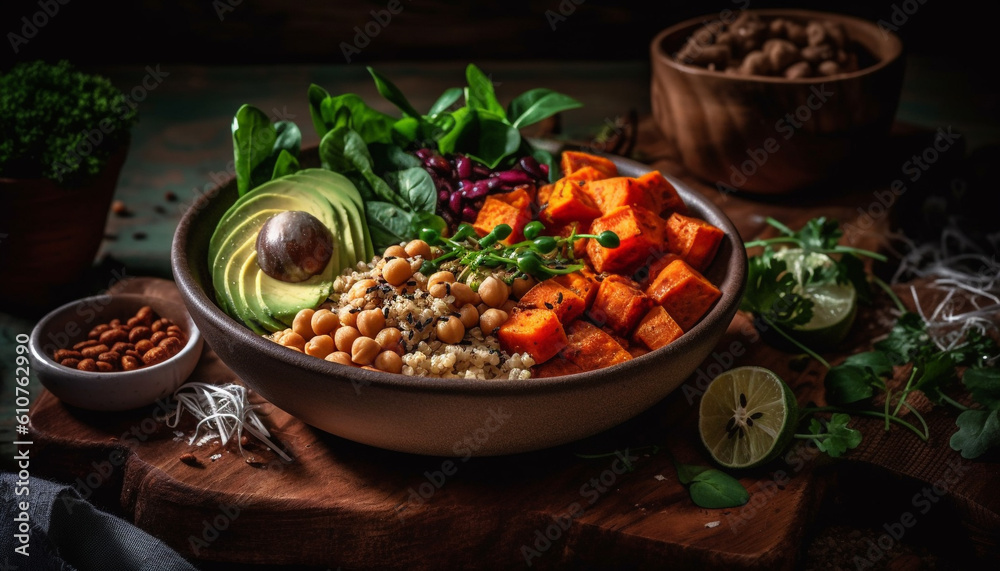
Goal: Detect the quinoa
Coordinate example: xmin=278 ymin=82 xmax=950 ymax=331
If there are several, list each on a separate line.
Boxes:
xmin=320 ymin=254 xmax=534 ymax=379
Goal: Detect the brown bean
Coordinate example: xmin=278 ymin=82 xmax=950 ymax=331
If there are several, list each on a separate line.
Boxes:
xmin=738 ymin=50 xmax=771 ymax=76
xmin=383 ymin=245 xmax=407 ymax=259
xmin=435 ymin=316 xmax=465 ymax=344
xmin=135 ymin=339 xmax=155 ymax=355
xmin=292 ymin=308 xmax=316 ymax=341
xmin=96 ymin=361 xmax=115 ymax=372
xmin=305 ymin=335 xmax=335 ymax=359
xmin=817 ymin=60 xmax=840 ymax=76
xmin=121 ymin=355 xmax=141 ymax=370
xmin=109 ymin=319 xmax=122 ymax=328
xmin=356 ymin=309 xmax=386 ymax=339
xmin=77 ymin=359 xmax=97 ymax=371
xmin=784 ymin=61 xmax=812 ymax=79
xmin=142 ymin=346 xmax=169 ymax=366
xmin=429 ymin=283 xmax=449 ymax=299
xmin=151 ymin=318 xmax=170 ymax=333
xmin=166 ymin=325 xmax=184 ymax=337
xmin=125 ymin=349 xmax=142 ymax=360
xmin=479 ymin=309 xmax=508 ymax=335
xmin=99 ymin=328 xmax=129 ymax=345
xmin=81 ymin=344 xmax=109 ymax=359
xmin=806 ymin=21 xmax=827 ymax=47
xmin=459 ymin=304 xmax=480 ymax=329
xmin=280 ymin=331 xmax=306 ymax=351
xmin=88 ymin=324 xmax=110 ymax=339
xmin=428 ymin=271 xmax=455 ymax=289
xmin=450 ymin=283 xmax=478 ymax=306
xmin=159 ymin=336 xmax=183 ymax=357
xmin=335 ymin=326 xmax=362 ymax=353
xmin=111 ymin=342 xmax=135 ymax=354
xmin=763 ymin=38 xmax=800 ymax=73
xmin=136 ymin=306 xmax=154 ymax=325
xmin=98 ymin=351 xmax=121 ymax=363
xmin=129 ymin=326 xmax=152 ymax=344
xmin=477 ymin=277 xmax=509 ymax=308
xmin=73 ymin=339 xmax=99 ymax=350
xmin=60 ymin=358 xmax=81 ymax=368
xmin=382 ymin=258 xmax=413 ymax=286
xmin=375 ymin=327 xmax=402 ymax=350
xmin=126 ymin=316 xmax=143 ymax=329
xmin=801 ymin=44 xmax=833 ymax=64
xmin=54 ymin=349 xmax=82 ymax=361
xmin=338 ymin=306 xmax=359 ymax=328
xmin=150 ymin=331 xmax=168 ymax=345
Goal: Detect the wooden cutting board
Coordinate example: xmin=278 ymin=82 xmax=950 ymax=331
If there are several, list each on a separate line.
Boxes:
xmin=27 ymin=272 xmax=998 ymax=569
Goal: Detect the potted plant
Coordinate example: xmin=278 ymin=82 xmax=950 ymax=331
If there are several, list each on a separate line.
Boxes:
xmin=0 ymin=60 xmax=138 ymax=312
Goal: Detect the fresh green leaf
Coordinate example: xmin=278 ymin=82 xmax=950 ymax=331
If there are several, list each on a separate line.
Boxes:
xmin=465 ymin=64 xmax=506 ymax=119
xmin=674 ymin=462 xmax=712 ymax=485
xmin=391 ymin=117 xmax=421 ymax=146
xmin=874 ymin=312 xmax=928 ymax=364
xmin=369 ymin=143 xmax=421 ymax=175
xmin=950 ymin=409 xmax=1000 ymax=459
xmin=687 ymin=469 xmax=750 ymax=509
xmin=367 ymin=66 xmax=423 ymax=119
xmin=824 ymin=365 xmax=876 ymax=405
xmin=843 ymin=351 xmax=895 ymax=377
xmin=963 ymin=368 xmax=1000 ymax=410
xmin=366 ymin=201 xmax=413 ymax=250
xmin=437 ymin=107 xmax=475 ymax=155
xmin=308 ymin=83 xmax=331 ymax=138
xmin=741 ymin=252 xmax=813 ymax=328
xmin=532 ymin=147 xmax=560 ymax=183
xmin=385 ymin=167 xmax=436 ymax=214
xmin=507 ymin=88 xmax=583 ymax=129
xmin=470 ymin=114 xmax=521 ymax=168
xmin=806 ymin=414 xmax=862 ymax=457
xmin=270 ymin=149 xmax=300 ymax=180
xmin=232 ymin=104 xmax=277 ymax=196
xmin=248 ymin=120 xmax=301 ymax=189
xmin=780 ymin=217 xmax=843 ymax=251
xmin=428 ymin=87 xmax=463 ymax=116
xmin=410 ymin=211 xmax=447 ymax=238
xmin=319 ymin=127 xmax=402 ymax=207
xmin=319 ymin=93 xmax=397 ymax=145
xmin=913 ymin=354 xmax=959 ymax=400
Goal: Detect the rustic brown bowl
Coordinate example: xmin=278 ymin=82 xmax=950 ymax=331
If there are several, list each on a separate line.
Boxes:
xmin=651 ymin=9 xmax=905 ymax=194
xmin=171 ymin=151 xmax=746 ymax=456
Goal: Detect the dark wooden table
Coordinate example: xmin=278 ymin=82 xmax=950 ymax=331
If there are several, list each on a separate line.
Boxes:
xmin=3 ymin=59 xmax=999 ymax=570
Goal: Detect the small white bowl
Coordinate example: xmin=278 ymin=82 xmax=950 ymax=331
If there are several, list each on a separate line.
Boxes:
xmin=29 ymin=293 xmax=203 ymax=411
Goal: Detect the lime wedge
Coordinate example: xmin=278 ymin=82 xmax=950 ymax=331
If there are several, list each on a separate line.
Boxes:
xmin=773 ymin=248 xmax=857 ymax=349
xmin=699 ymin=366 xmax=798 ymax=469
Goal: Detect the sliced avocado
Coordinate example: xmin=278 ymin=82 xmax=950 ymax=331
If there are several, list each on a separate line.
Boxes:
xmin=224 ymin=239 xmax=267 ymax=335
xmin=211 ymin=208 xmax=281 ymax=313
xmin=292 ymin=169 xmax=374 ymax=261
xmin=281 ymin=173 xmax=356 ymax=274
xmin=240 ymin=251 xmax=289 ymax=332
xmin=257 ymin=260 xmax=335 ymax=326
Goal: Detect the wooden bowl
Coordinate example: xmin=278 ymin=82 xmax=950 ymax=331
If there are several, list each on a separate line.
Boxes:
xmin=171 ymin=151 xmax=746 ymax=456
xmin=650 ymin=9 xmax=904 ymax=194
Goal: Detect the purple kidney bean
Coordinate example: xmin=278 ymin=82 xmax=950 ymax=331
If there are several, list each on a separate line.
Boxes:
xmin=425 ymin=155 xmax=452 ymax=174
xmin=465 ymin=180 xmax=491 ymax=199
xmin=461 ymin=207 xmax=478 ymax=222
xmin=448 ymin=192 xmax=464 ymax=214
xmin=472 ymin=165 xmax=491 ymax=179
xmin=496 ymin=170 xmax=534 ymax=186
xmin=414 ymin=148 xmax=433 ymax=160
xmin=539 ymin=163 xmax=549 ymax=176
xmin=438 ymin=190 xmax=450 ymax=203
xmin=519 ymin=156 xmax=544 ymax=179
xmin=454 ymin=155 xmax=472 ymax=180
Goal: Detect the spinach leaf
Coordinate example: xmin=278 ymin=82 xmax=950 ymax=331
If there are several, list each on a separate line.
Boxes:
xmin=386 ymin=167 xmax=436 ymax=214
xmin=437 ymin=107 xmax=475 ymax=155
xmin=308 ymin=84 xmax=331 ymax=139
xmin=367 ymin=66 xmax=423 ymax=119
xmin=465 ymin=64 xmax=506 ymax=118
xmin=232 ymin=104 xmax=277 ymax=196
xmin=270 ymin=149 xmax=300 ymax=180
xmin=366 ymin=201 xmax=412 ymax=250
xmin=249 ymin=120 xmax=302 ymax=189
xmin=473 ymin=114 xmax=521 ymax=168
xmin=370 ymin=143 xmax=421 ymax=175
xmin=410 ymin=211 xmax=447 ymax=238
xmin=688 ymin=469 xmax=750 ymax=509
xmin=428 ymin=87 xmax=463 ymax=116
xmin=532 ymin=147 xmax=560 ymax=183
xmin=507 ymin=88 xmax=583 ymax=129
xmin=319 ymin=94 xmax=397 ymax=145
xmin=319 ymin=127 xmax=402 ymax=207
xmin=391 ymin=116 xmax=420 ymax=147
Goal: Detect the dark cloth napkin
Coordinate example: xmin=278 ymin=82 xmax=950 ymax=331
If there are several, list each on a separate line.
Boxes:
xmin=1 ymin=472 xmax=197 ymax=571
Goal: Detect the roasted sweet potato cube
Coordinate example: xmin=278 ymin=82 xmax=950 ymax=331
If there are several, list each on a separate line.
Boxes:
xmin=634 ymin=171 xmax=687 ymax=216
xmin=474 ymin=195 xmax=532 ymax=245
xmin=544 ymin=220 xmax=590 ymax=259
xmin=585 ymin=177 xmax=658 ymax=214
xmin=534 ymin=357 xmax=585 ymax=378
xmin=560 ymin=151 xmax=618 ymax=178
xmin=498 ymin=308 xmax=567 ymax=364
xmin=517 ymin=280 xmax=587 ymax=324
xmin=646 ymin=259 xmax=721 ymax=331
xmin=537 ymin=183 xmax=555 ymax=207
xmin=635 ymin=252 xmax=681 ymax=289
xmin=561 ymin=320 xmax=632 ymax=371
xmin=493 ymin=186 xmax=533 ymax=211
xmin=632 ymin=306 xmax=684 ymax=351
xmin=586 ymin=205 xmax=667 ymax=275
xmin=540 ymin=179 xmax=602 ymax=226
xmin=564 ymin=165 xmax=611 ymax=184
xmin=587 ymin=274 xmax=655 ymax=336
xmin=665 ymin=212 xmax=725 ymax=271
xmin=552 ymin=269 xmax=599 ymax=308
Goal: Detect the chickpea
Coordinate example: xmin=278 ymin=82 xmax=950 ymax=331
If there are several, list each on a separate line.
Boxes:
xmin=500 ymin=299 xmax=517 ymax=314
xmin=478 ymin=276 xmax=509 ymax=308
xmin=311 ymin=309 xmax=339 ymax=336
xmin=479 ymin=309 xmax=508 ymax=335
xmin=325 ymin=351 xmax=354 ymax=366
xmin=511 ymin=275 xmax=536 ymax=299
xmin=404 ymin=239 xmax=432 ymax=260
xmin=374 ymin=350 xmax=403 ymax=374
xmin=292 ymin=308 xmax=316 ymax=341
xmin=477 ymin=302 xmax=490 ymax=315
xmin=304 ymin=335 xmax=335 ymax=359
xmin=351 ymin=336 xmax=381 ymax=365
xmin=375 ymin=327 xmax=402 ymax=350
xmin=347 ymin=278 xmax=377 ymax=301
xmin=334 ymin=326 xmax=362 ymax=353
xmin=428 ymin=271 xmax=455 ymax=289
xmin=429 ymin=283 xmax=450 ymax=299
xmin=281 ymin=331 xmax=306 ymax=351
xmin=450 ymin=283 xmax=478 ymax=306
xmin=382 ymin=258 xmax=413 ymax=286
xmin=339 ymin=306 xmax=359 ymax=328
xmin=383 ymin=244 xmax=408 ymax=259
xmin=459 ymin=304 xmax=480 ymax=329
xmin=435 ymin=316 xmax=465 ymax=344
xmin=357 ymin=308 xmax=386 ymax=338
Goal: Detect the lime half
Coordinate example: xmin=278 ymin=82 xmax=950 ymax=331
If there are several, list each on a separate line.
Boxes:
xmin=699 ymin=366 xmax=798 ymax=469
xmin=773 ymin=248 xmax=857 ymax=350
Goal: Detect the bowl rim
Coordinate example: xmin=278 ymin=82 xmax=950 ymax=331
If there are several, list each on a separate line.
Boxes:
xmin=651 ymin=8 xmax=904 ymax=84
xmin=171 ymin=153 xmax=747 ymax=396
xmin=29 ymin=292 xmax=203 ymax=380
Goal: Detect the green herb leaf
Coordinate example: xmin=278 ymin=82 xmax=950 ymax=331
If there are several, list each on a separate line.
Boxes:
xmin=687 ymin=469 xmax=750 ymax=509
xmin=428 ymin=87 xmax=463 ymax=116
xmin=807 ymin=413 xmax=862 ymax=457
xmin=674 ymin=463 xmax=712 ymax=485
xmin=410 ymin=211 xmax=447 ymax=239
xmin=437 ymin=107 xmax=475 ymax=155
xmin=270 ymin=149 xmax=300 ymax=180
xmin=385 ymin=167 xmax=436 ymax=214
xmin=232 ymin=104 xmax=277 ymax=196
xmin=319 ymin=127 xmax=401 ymax=207
xmin=307 ymin=83 xmax=331 ymax=139
xmin=963 ymin=368 xmax=1000 ymax=410
xmin=319 ymin=93 xmax=396 ymax=145
xmin=741 ymin=252 xmax=813 ymax=328
xmin=824 ymin=365 xmax=876 ymax=405
xmin=367 ymin=66 xmax=423 ymax=119
xmin=465 ymin=64 xmax=506 ymax=119
xmin=787 ymin=217 xmax=842 ymax=251
xmin=873 ymin=312 xmax=928 ymax=364
xmin=369 ymin=143 xmax=421 ymax=175
xmin=950 ymin=409 xmax=1000 ymax=459
xmin=837 ymin=253 xmax=873 ymax=304
xmin=507 ymin=88 xmax=583 ymax=129
xmin=366 ymin=201 xmax=412 ymax=251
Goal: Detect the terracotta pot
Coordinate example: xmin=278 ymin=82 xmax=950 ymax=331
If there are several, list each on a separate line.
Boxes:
xmin=650 ymin=9 xmax=905 ymax=194
xmin=0 ymin=143 xmax=129 ymax=311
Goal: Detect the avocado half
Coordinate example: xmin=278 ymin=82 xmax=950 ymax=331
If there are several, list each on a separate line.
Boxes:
xmin=208 ymin=169 xmax=374 ymax=334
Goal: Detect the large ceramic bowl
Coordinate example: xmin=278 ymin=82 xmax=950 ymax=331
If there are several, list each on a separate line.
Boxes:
xmin=651 ymin=9 xmax=905 ymax=194
xmin=171 ymin=152 xmax=746 ymax=456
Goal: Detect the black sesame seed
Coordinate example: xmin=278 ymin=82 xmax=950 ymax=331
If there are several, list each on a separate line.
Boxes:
xmin=406 ymin=281 xmax=417 ymax=286
xmin=350 ymin=308 xmax=362 ymax=314
xmin=366 ymin=286 xmax=379 ymax=294
xmin=556 ymin=291 xmax=564 ymax=304
xmin=544 ymin=302 xmax=554 ymax=309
